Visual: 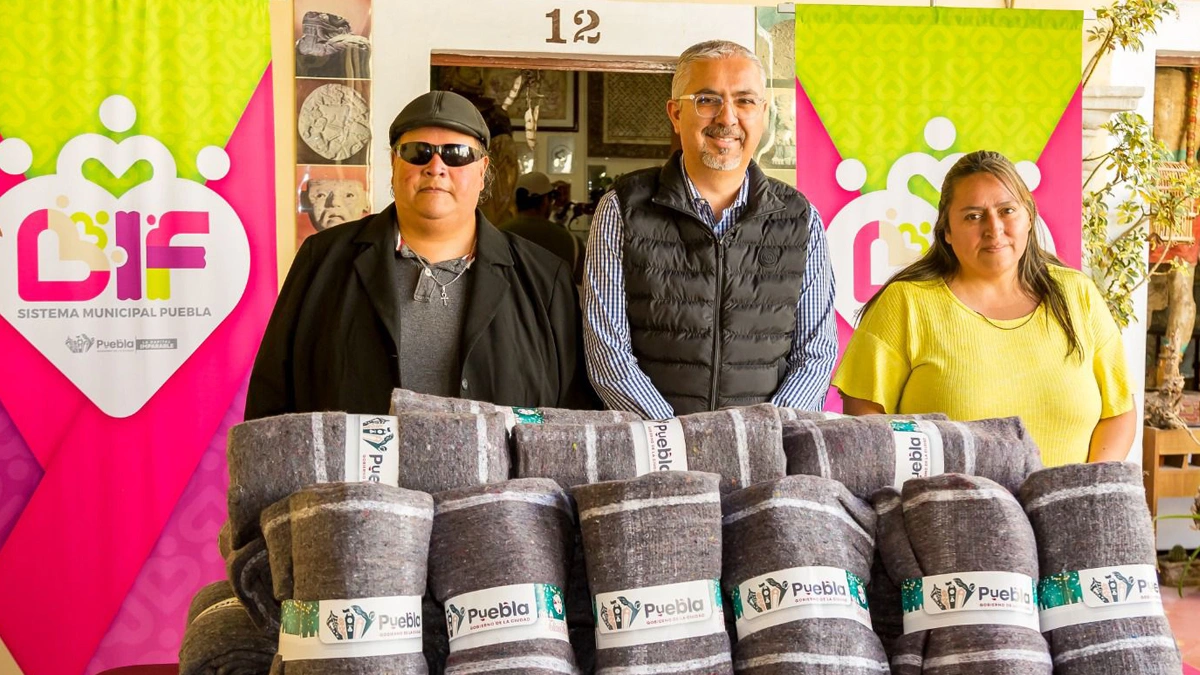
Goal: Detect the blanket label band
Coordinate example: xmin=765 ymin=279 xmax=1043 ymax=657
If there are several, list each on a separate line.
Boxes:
xmin=733 ymin=566 xmax=871 ymax=638
xmin=343 ymin=414 xmax=400 ymax=485
xmin=631 ymin=418 xmax=688 ymax=475
xmin=890 ymin=420 xmax=945 ymax=488
xmin=1038 ymin=564 xmax=1163 ymax=631
xmin=445 ymin=583 xmax=568 ymax=652
xmin=593 ymin=579 xmax=722 ymax=649
xmin=500 ymin=407 xmax=545 ymax=431
xmin=278 ymin=595 xmax=423 ymax=661
xmin=902 ymin=571 xmax=1038 ymax=634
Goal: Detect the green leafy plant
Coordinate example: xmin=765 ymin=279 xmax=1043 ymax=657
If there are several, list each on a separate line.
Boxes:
xmin=1080 ymin=0 xmax=1200 ymax=330
xmin=1082 ymin=0 xmax=1180 ymax=87
xmin=1083 ymin=113 xmax=1200 ymax=329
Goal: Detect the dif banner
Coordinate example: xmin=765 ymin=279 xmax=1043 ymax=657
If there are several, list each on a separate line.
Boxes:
xmin=793 ymin=6 xmax=1083 ymax=340
xmin=0 ymin=1 xmax=275 ymax=673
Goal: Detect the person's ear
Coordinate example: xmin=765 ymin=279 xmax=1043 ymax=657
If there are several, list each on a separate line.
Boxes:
xmin=666 ymin=99 xmax=683 ymax=135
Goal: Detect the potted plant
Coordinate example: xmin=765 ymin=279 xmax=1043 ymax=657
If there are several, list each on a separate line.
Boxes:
xmin=1155 ymin=487 xmax=1200 ymax=595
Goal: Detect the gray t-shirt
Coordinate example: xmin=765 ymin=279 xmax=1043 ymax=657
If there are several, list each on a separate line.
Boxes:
xmin=394 ymin=243 xmax=473 ymax=397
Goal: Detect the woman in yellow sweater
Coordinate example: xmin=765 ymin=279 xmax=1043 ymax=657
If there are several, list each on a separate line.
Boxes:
xmin=832 ymin=150 xmax=1135 ymax=466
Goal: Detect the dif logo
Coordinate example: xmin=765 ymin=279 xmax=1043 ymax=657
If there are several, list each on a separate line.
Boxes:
xmin=15 ymin=203 xmax=208 ymax=302
xmin=0 ymin=95 xmax=252 ymax=417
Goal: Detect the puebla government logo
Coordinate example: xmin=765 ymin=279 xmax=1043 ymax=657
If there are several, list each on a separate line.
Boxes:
xmin=0 ymin=95 xmax=250 ymax=417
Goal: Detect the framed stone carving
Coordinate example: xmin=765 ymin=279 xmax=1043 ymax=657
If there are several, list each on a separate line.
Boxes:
xmin=295 ymin=78 xmax=371 ymax=165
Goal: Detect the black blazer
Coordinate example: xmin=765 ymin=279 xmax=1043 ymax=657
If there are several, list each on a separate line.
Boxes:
xmin=245 ymin=205 xmax=596 ymax=419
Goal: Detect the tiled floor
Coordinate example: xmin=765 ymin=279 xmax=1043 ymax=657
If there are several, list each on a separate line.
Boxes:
xmin=1163 ymin=584 xmax=1200 ymax=670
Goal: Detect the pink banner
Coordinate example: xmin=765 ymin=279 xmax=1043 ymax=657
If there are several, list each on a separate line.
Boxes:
xmin=0 ymin=69 xmax=276 ymax=675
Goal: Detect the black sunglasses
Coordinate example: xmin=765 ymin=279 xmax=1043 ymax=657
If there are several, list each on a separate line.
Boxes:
xmin=394 ymin=141 xmax=486 ymax=168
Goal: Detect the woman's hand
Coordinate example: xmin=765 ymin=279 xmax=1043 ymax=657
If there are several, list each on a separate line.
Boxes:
xmin=839 ymin=390 xmax=885 ymax=416
xmin=1087 ymin=403 xmax=1137 ymax=463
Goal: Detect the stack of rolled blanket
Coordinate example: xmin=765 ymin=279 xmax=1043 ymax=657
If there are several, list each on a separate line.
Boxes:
xmin=722 ymin=475 xmax=888 ymax=674
xmin=873 ymin=474 xmax=1050 ymax=674
xmin=783 ymin=416 xmax=1042 ymax=499
xmin=428 ymin=478 xmax=577 ymax=674
xmin=575 ymin=471 xmax=732 ymax=675
xmin=513 ymin=403 xmax=784 ymax=493
xmin=1019 ymin=462 xmax=1182 ymax=674
xmin=273 ymin=482 xmax=432 ymax=674
xmin=390 ymin=388 xmax=638 ymax=428
xmin=180 ymin=580 xmax=276 ymax=675
xmin=227 ymin=411 xmax=508 ymax=629
xmin=786 ymin=416 xmax=1043 ymax=657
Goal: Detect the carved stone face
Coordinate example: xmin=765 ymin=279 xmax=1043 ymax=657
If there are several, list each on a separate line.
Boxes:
xmin=307 ymin=178 xmax=368 ymax=230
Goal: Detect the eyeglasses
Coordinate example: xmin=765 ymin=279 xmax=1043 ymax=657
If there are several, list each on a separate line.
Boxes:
xmin=676 ymin=94 xmax=765 ymax=120
xmin=394 ymin=142 xmax=486 ymax=167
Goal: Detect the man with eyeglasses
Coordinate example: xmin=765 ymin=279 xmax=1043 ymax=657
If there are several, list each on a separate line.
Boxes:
xmin=246 ymin=90 xmax=594 ymax=419
xmin=583 ymin=40 xmax=837 ymax=417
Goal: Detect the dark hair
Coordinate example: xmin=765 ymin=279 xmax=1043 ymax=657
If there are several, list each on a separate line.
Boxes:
xmin=860 ymin=150 xmax=1081 ymax=358
xmin=515 ymin=188 xmax=548 ymax=212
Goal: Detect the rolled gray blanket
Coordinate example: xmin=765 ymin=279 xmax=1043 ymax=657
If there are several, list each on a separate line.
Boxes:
xmin=776 ymin=408 xmax=843 ymax=422
xmin=428 ymin=478 xmax=577 ymax=675
xmin=188 ymin=580 xmax=239 ymax=626
xmin=784 ymin=416 xmax=1041 ymax=500
xmin=575 ymin=471 xmax=732 ymax=675
xmin=517 ymin=405 xmax=781 ymax=670
xmin=867 ymin=551 xmax=904 ymax=657
xmin=1018 ymin=462 xmax=1181 ymax=674
xmin=262 ymin=498 xmax=294 ymax=604
xmin=219 ymin=521 xmax=233 ymax=560
xmin=276 ymin=482 xmax=432 ymax=674
xmin=722 ymin=475 xmax=888 ymax=674
xmin=180 ymin=580 xmax=277 ymax=675
xmin=228 ymin=536 xmax=278 ymax=632
xmin=228 ymin=412 xmax=507 ymax=549
xmin=514 ymin=403 xmax=784 ymax=494
xmin=873 ymin=474 xmax=1050 ymax=675
xmin=229 ymin=412 xmax=504 ymax=632
xmin=390 ymin=387 xmax=638 ymax=428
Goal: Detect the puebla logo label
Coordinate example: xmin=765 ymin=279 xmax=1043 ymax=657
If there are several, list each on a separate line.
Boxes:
xmin=0 ymin=95 xmax=250 ymax=417
xmin=901 ymin=571 xmax=1039 ymax=634
xmin=444 ymin=583 xmax=567 ymax=650
xmin=1037 ymin=564 xmax=1164 ymax=631
xmin=594 ymin=579 xmax=719 ymax=633
xmin=732 ymin=566 xmax=871 ymax=637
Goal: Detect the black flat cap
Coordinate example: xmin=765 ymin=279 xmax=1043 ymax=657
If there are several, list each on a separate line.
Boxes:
xmin=388 ymin=90 xmax=490 ymax=149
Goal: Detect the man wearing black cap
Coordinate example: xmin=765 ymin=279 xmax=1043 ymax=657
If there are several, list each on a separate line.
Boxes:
xmin=246 ymin=90 xmax=594 ymax=419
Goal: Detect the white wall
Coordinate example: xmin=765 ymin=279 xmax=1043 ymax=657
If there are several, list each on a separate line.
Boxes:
xmin=371 ymin=0 xmax=754 ymax=210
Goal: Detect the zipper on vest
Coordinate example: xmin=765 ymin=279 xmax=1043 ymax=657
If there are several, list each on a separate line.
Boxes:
xmin=710 ymin=237 xmax=726 ymax=409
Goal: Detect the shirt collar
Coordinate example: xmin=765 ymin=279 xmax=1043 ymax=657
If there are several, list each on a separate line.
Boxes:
xmin=679 ymin=154 xmax=751 ymax=210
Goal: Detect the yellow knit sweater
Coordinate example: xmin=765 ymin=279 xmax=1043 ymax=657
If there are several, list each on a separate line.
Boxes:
xmin=832 ymin=266 xmax=1133 ymax=466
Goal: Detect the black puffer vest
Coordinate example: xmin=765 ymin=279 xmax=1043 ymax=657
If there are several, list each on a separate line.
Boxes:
xmin=614 ymin=153 xmax=812 ymax=415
